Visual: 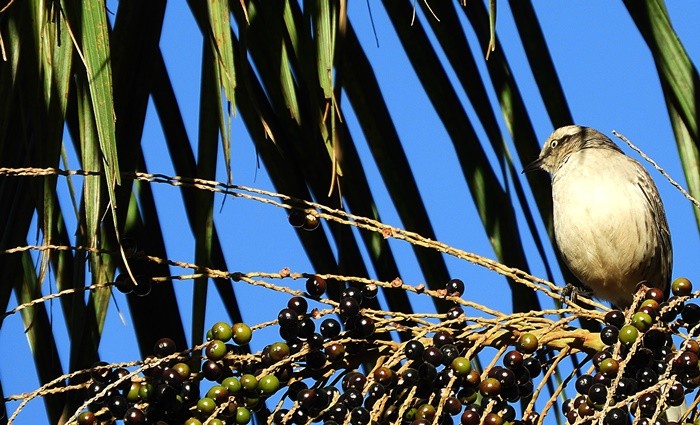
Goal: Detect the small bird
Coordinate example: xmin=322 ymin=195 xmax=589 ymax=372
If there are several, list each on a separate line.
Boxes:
xmin=525 ymin=125 xmax=672 ymax=307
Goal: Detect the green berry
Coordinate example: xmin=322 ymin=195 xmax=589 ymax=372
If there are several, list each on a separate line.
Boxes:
xmin=211 ymin=322 xmax=233 ymax=342
xmin=598 ymin=358 xmax=620 ymax=377
xmin=631 ymin=312 xmax=653 ymax=332
xmin=126 ymin=382 xmax=141 ymax=402
xmin=244 ymin=395 xmax=260 ymax=409
xmin=235 ymin=406 xmax=252 ymax=424
xmin=206 ymin=339 xmax=228 ymax=361
xmin=184 ymin=419 xmax=202 ymax=425
xmin=451 ymin=356 xmax=472 ymax=376
xmin=222 ymin=376 xmax=242 ymax=393
xmin=138 ymin=382 xmax=154 ymax=401
xmin=517 ymin=333 xmax=539 ymax=354
xmin=416 ymin=404 xmax=436 ymax=421
xmin=196 ymin=397 xmax=216 ymax=415
xmin=173 ymin=362 xmax=191 ymax=380
xmin=619 ymin=325 xmax=639 ymax=345
xmin=206 ymin=385 xmax=229 ymax=404
xmin=640 ymin=299 xmax=660 ymax=311
xmin=269 ymin=342 xmax=290 ymax=362
xmin=240 ymin=374 xmax=258 ymax=392
xmin=258 ymin=374 xmax=280 ymax=395
xmin=232 ymin=323 xmax=252 ymax=345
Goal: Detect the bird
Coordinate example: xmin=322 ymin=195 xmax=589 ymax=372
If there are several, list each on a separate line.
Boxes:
xmin=524 ymin=125 xmax=672 ymax=308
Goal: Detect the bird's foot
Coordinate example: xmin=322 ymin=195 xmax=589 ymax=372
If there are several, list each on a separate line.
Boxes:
xmin=561 ymin=283 xmax=593 ymax=306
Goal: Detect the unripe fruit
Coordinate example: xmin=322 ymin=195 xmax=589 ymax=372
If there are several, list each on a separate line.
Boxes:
xmin=232 ymin=322 xmax=252 ymax=345
xmin=518 ymin=333 xmax=538 ymax=354
xmin=211 ymin=322 xmax=233 ymax=342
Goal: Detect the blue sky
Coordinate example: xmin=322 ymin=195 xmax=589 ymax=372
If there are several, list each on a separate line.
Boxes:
xmin=2 ymin=2 xmax=700 ymax=423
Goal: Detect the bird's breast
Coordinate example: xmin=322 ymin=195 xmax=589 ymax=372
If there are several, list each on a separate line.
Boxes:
xmin=551 ymin=152 xmax=657 ymax=303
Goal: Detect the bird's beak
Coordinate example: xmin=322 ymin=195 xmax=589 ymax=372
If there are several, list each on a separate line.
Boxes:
xmin=522 ymin=157 xmax=543 ymax=174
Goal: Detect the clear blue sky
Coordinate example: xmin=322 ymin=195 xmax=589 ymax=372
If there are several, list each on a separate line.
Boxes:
xmin=3 ymin=2 xmax=700 ymax=423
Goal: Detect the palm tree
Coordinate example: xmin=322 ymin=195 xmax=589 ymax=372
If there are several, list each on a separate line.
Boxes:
xmin=0 ymin=0 xmax=698 ymax=423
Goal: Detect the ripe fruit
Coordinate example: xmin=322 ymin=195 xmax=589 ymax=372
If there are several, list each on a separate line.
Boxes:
xmin=288 ymin=209 xmax=305 ymax=227
xmin=362 ymin=283 xmax=378 ymax=299
xmin=339 ymin=296 xmax=360 ymax=317
xmin=202 ymin=360 xmax=223 ymax=381
xmin=604 ymin=310 xmax=625 ymax=329
xmin=326 ymin=342 xmax=346 ymax=361
xmin=320 ymin=318 xmax=342 ymax=339
xmin=302 ymin=213 xmax=320 ymax=231
xmin=373 ymin=367 xmax=396 ymax=387
xmin=306 ymin=275 xmax=327 ymax=298
xmin=433 ymin=330 xmax=454 ymax=347
xmin=277 ymin=308 xmax=299 ymax=328
xmin=682 ymin=303 xmax=700 ymax=325
xmin=446 ymin=278 xmax=465 ymax=296
xmin=153 ymin=337 xmax=177 ymax=357
xmin=600 ymin=326 xmax=619 ymax=346
xmin=123 ymin=407 xmax=146 ymax=424
xmin=114 ymin=274 xmax=135 ymax=294
xmin=343 ymin=371 xmax=367 ymax=391
xmin=405 ymin=340 xmax=425 ymax=361
xmin=503 ymin=350 xmax=523 ymax=369
xmin=306 ymin=350 xmax=327 ymax=369
xmin=132 ymin=277 xmax=152 ymax=297
xmin=287 ymin=296 xmax=308 ymax=314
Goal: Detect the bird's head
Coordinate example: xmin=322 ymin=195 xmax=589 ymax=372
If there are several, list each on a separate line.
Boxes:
xmin=524 ymin=125 xmax=622 ymax=174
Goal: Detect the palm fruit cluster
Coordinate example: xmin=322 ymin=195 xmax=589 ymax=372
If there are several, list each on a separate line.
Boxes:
xmin=75 ymin=276 xmax=699 ymax=424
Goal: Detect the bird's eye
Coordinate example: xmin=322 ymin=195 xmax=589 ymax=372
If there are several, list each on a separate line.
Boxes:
xmin=550 ymin=140 xmax=558 ymax=149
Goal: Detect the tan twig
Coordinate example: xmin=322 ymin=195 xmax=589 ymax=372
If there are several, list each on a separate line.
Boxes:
xmin=613 ymin=130 xmax=700 ymax=210
xmin=0 ymin=167 xmax=569 ymax=301
xmin=3 ymin=165 xmax=691 ymax=423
